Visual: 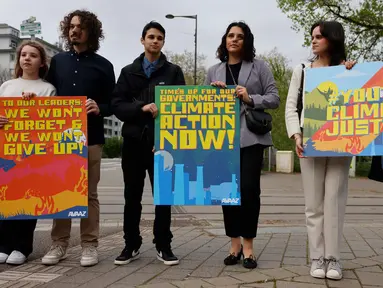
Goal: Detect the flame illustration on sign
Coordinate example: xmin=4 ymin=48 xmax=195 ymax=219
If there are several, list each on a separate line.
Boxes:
xmin=35 ymin=195 xmax=58 ymax=215
xmin=345 ymin=137 xmax=364 ymax=154
xmin=74 ymin=166 xmax=88 ymax=196
xmin=319 ymin=130 xmax=326 ymax=141
xmin=0 ymin=186 xmax=7 ymax=201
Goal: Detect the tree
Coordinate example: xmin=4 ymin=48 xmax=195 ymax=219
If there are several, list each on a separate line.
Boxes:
xmin=277 ymin=0 xmax=383 ymax=61
xmin=164 ymin=50 xmax=208 ymax=85
xmin=259 ymin=49 xmax=293 ymax=151
xmin=259 ymin=48 xmax=293 ymax=90
xmin=0 ymin=68 xmax=11 ymax=86
xmin=259 ymin=48 xmax=300 ymax=170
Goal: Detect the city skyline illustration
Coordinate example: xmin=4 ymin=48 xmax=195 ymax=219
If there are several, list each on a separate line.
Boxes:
xmin=154 ymin=150 xmax=240 ymax=205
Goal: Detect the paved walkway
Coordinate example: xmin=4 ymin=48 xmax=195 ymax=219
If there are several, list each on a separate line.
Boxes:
xmin=2 ymin=224 xmax=383 ymax=287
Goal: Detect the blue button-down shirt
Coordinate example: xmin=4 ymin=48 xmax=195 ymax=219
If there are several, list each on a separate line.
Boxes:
xmin=142 ymin=57 xmax=159 ymax=78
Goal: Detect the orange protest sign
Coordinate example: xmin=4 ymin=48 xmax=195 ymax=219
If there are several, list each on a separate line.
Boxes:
xmin=0 ymin=96 xmax=88 ymax=219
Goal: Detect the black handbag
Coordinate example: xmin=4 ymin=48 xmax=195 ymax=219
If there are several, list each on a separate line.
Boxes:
xmin=227 ymin=63 xmax=272 ymax=135
xmin=242 ymin=104 xmax=272 ymax=135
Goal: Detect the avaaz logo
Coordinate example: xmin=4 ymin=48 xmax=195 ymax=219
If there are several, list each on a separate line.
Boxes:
xmin=68 ymin=211 xmax=87 ymax=217
xmin=221 ymin=198 xmax=240 ymax=204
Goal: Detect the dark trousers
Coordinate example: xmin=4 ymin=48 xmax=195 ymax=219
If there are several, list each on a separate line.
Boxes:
xmin=0 ymin=219 xmax=37 ymax=257
xmin=223 ymin=144 xmax=264 ymax=239
xmin=121 ymin=138 xmax=173 ymax=250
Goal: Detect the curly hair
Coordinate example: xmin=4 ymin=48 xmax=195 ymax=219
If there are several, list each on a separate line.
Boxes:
xmin=60 ymin=9 xmax=104 ymax=53
xmin=216 ymin=21 xmax=256 ymax=62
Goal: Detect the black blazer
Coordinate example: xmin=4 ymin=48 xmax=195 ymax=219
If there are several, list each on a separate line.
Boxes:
xmin=368 ymin=156 xmax=383 ymax=182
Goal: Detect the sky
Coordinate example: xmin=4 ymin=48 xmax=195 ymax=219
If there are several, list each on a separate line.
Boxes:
xmin=0 ymin=0 xmax=312 ymax=77
xmin=306 ymin=61 xmax=383 ymax=92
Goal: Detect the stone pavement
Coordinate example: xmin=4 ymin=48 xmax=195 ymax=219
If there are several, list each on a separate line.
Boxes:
xmin=2 ymin=224 xmax=383 ymax=287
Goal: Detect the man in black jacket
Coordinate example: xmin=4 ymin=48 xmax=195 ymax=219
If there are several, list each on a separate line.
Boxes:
xmin=112 ymin=21 xmax=185 ymax=266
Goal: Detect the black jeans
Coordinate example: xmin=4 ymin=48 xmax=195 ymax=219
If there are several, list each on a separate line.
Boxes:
xmin=121 ymin=138 xmax=173 ymax=250
xmin=222 ymin=144 xmax=264 ymax=238
xmin=0 ymin=219 xmax=37 ymax=257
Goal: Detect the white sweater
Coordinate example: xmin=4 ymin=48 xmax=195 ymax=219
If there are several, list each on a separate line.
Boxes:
xmin=0 ymin=78 xmax=56 ymax=97
xmin=285 ymin=62 xmax=312 ymax=138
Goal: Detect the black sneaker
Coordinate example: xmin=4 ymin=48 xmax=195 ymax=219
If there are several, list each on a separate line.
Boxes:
xmin=114 ymin=247 xmax=140 ymax=265
xmin=157 ymin=247 xmax=179 ymax=266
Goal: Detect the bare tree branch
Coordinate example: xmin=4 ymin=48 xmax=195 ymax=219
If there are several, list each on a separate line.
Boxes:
xmin=0 ymin=68 xmax=12 ymax=86
xmin=324 ymin=2 xmax=383 ymax=29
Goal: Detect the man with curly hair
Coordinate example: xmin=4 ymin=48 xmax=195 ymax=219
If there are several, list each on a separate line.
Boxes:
xmin=41 ymin=9 xmax=115 ymax=267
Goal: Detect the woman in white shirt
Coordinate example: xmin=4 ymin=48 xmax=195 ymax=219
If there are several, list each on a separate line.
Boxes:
xmin=285 ymin=21 xmax=355 ymax=280
xmin=0 ymin=40 xmax=56 ymax=265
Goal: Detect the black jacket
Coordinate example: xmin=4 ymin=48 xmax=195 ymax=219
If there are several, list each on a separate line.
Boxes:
xmin=368 ymin=156 xmax=383 ymax=182
xmin=111 ymin=53 xmax=185 ymax=145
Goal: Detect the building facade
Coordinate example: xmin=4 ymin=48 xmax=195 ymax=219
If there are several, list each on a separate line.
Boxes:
xmin=0 ymin=24 xmax=19 ymax=76
xmin=104 ymin=115 xmax=122 ymax=139
xmin=0 ymin=23 xmax=121 ymax=139
xmin=0 ymin=23 xmax=62 ymax=78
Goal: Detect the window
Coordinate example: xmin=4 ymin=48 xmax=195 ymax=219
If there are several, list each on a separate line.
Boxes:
xmin=10 ymin=40 xmax=17 ymax=49
xmin=10 ymin=54 xmax=15 ymax=61
xmin=103 ymin=119 xmax=107 ymax=125
xmin=114 ymin=131 xmax=118 ymax=136
xmin=115 ymin=122 xmax=118 ymax=126
xmin=11 ymin=29 xmax=19 ymax=37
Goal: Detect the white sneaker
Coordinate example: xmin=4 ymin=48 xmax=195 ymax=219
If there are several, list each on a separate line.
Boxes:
xmin=6 ymin=251 xmax=26 ymax=265
xmin=42 ymin=245 xmax=67 ymax=265
xmin=80 ymin=246 xmax=98 ymax=267
xmin=0 ymin=252 xmax=9 ymax=264
xmin=310 ymin=256 xmax=326 ymax=279
xmin=326 ymin=257 xmax=342 ymax=280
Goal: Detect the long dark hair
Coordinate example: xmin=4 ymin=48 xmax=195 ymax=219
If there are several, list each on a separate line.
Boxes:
xmin=60 ymin=10 xmax=104 ymax=53
xmin=14 ymin=40 xmax=48 ymax=79
xmin=216 ymin=21 xmax=256 ymax=62
xmin=310 ymin=20 xmax=347 ymax=66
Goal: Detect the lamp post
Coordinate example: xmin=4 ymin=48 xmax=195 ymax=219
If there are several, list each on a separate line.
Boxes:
xmin=165 ymin=14 xmax=197 ymax=85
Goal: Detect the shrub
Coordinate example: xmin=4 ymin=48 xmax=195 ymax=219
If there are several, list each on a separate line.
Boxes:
xmin=102 ymin=136 xmax=123 ymax=158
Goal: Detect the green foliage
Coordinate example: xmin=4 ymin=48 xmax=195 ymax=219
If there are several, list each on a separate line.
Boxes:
xmin=305 ymin=106 xmax=328 ymax=120
xmin=102 ymin=137 xmax=123 ymax=158
xmin=303 ymin=122 xmax=320 ymax=139
xmin=259 ymin=48 xmax=294 ymax=152
xmin=276 ymin=0 xmax=383 ymax=61
xmin=356 ymin=156 xmax=372 ymax=177
xmin=164 ymin=50 xmax=208 ymax=85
